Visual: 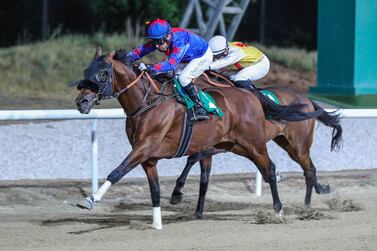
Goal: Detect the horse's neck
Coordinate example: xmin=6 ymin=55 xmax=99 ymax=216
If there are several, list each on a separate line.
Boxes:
xmin=117 ymin=78 xmax=151 ymax=116
xmin=110 ymin=64 xmax=144 ymax=116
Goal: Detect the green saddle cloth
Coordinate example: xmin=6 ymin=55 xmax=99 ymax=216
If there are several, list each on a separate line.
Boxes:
xmin=173 ymin=78 xmax=224 ymax=118
xmin=260 ymin=89 xmax=280 ymax=105
xmin=260 ymin=89 xmax=281 ymax=120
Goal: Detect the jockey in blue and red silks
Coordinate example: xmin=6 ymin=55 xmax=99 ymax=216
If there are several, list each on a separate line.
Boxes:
xmin=114 ymin=18 xmax=213 ymax=121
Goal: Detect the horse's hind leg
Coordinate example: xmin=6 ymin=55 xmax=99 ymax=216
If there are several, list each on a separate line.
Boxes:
xmin=170 ymin=152 xmax=202 ymax=205
xmin=171 ymin=148 xmax=223 ymax=205
xmin=273 ymin=136 xmax=331 ymax=207
xmin=195 ymin=157 xmax=212 ymax=219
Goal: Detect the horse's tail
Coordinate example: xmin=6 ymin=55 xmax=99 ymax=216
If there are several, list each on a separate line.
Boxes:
xmin=251 ymin=89 xmax=324 ymax=122
xmin=309 ymin=100 xmax=343 ymax=151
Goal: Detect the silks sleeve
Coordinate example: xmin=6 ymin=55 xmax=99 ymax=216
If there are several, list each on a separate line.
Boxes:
xmin=210 ymin=47 xmax=245 ymax=70
xmin=126 ymin=41 xmax=156 ymax=63
xmin=152 ymin=40 xmax=190 ymax=73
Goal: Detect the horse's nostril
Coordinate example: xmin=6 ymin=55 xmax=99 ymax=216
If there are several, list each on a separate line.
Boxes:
xmin=81 ymin=99 xmax=89 ymax=106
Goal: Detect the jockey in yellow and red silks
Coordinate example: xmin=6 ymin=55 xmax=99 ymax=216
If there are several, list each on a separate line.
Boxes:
xmin=208 ymin=35 xmax=270 ymax=90
xmin=114 ymin=18 xmax=212 ymax=121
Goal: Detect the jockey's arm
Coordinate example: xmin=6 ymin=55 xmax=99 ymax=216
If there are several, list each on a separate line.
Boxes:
xmin=210 ymin=47 xmax=245 ymax=70
xmin=151 ymin=41 xmax=190 ymax=73
xmin=126 ymin=41 xmax=156 ymax=63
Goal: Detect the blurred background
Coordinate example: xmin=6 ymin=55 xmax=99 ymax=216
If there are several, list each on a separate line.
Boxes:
xmin=1 ymin=0 xmax=376 ymax=110
xmin=0 ymin=0 xmax=321 ymax=109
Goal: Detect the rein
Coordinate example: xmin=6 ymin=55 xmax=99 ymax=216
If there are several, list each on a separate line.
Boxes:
xmin=113 ymin=70 xmax=177 ymax=118
xmin=199 ymin=71 xmax=234 ymax=87
xmin=113 ymin=71 xmax=161 ymax=99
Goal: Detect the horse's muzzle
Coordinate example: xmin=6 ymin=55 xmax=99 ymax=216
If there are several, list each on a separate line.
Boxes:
xmin=76 ymin=95 xmax=97 ymax=114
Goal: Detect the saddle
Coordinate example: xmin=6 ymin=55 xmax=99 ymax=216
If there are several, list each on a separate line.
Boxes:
xmin=172 ymin=76 xmax=224 ymax=118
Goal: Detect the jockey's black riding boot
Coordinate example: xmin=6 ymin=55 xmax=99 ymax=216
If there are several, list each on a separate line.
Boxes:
xmin=183 ymin=83 xmax=209 ymax=121
xmin=234 ymin=80 xmax=256 ymax=90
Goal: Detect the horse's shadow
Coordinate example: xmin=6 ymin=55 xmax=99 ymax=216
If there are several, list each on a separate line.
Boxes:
xmin=39 ymin=196 xmax=348 ymax=235
xmin=40 ymin=199 xmax=271 ymax=234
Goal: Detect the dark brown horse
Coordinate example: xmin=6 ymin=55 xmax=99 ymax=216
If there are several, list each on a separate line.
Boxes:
xmin=74 ymin=48 xmax=327 ymax=229
xmin=170 ymin=84 xmax=342 ymax=218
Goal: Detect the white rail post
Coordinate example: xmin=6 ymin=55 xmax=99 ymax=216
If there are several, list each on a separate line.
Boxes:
xmin=255 ymin=170 xmax=262 ymax=196
xmin=91 ymin=119 xmax=99 ymax=193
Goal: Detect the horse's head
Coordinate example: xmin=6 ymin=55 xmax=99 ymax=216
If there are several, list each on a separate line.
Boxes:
xmin=75 ymin=47 xmax=115 ymax=114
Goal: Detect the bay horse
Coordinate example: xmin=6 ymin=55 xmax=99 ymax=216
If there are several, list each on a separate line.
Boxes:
xmin=170 ymin=83 xmax=342 ymax=218
xmin=74 ymin=48 xmax=326 ymax=229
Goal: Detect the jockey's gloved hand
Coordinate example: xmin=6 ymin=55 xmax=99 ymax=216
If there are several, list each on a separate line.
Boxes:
xmin=113 ymin=49 xmax=133 ymax=65
xmin=138 ymin=63 xmax=154 ymax=73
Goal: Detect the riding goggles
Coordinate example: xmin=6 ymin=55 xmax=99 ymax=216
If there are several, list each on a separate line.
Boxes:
xmin=151 ymin=37 xmax=167 ymax=46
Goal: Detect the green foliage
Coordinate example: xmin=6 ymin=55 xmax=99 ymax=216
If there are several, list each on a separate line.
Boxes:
xmin=257 ymin=44 xmax=317 ymax=72
xmin=0 ymin=32 xmax=151 ymax=108
xmin=0 ymin=33 xmax=316 ymax=109
xmin=90 ymin=0 xmax=185 ymax=29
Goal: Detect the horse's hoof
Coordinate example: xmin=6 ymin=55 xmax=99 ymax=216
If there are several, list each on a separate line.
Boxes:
xmin=275 ymin=207 xmax=284 ymax=219
xmin=273 ymin=202 xmax=283 ymax=213
xmin=317 ymin=184 xmax=332 ymax=194
xmin=76 ymin=196 xmax=94 ymax=210
xmin=152 ymin=222 xmax=162 ymax=230
xmin=195 ymin=211 xmax=203 ymax=219
xmin=170 ymin=192 xmax=183 ymax=205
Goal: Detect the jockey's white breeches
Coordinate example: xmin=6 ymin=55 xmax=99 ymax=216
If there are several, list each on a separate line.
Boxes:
xmin=230 ymin=55 xmax=270 ymax=82
xmin=177 ymin=47 xmax=213 ymax=87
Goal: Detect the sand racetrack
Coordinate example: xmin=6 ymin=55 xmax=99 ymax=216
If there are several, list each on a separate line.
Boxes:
xmin=1 ymin=170 xmax=376 ymax=251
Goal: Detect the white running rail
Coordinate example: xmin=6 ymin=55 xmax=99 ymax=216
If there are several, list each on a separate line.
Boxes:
xmin=1 ymin=108 xmax=377 ymax=195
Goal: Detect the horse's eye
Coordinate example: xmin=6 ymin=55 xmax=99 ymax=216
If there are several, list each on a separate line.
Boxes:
xmin=96 ymin=69 xmax=108 ymax=83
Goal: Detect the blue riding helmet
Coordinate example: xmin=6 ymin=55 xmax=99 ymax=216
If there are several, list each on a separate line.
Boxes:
xmin=146 ymin=18 xmax=172 ymax=39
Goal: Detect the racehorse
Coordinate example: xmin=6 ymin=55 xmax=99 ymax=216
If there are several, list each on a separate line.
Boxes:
xmin=74 ymin=48 xmax=327 ymax=229
xmin=170 ymin=83 xmax=342 ymax=218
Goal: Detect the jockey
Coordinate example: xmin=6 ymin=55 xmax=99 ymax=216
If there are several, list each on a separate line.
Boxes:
xmin=208 ymin=35 xmax=270 ymax=89
xmin=114 ymin=18 xmax=213 ymax=121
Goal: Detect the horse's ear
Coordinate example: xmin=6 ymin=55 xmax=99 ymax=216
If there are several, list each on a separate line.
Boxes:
xmin=94 ymin=46 xmax=102 ymax=59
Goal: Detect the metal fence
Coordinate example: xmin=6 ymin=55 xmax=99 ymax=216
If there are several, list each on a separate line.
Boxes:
xmin=1 ymin=108 xmax=377 ymax=195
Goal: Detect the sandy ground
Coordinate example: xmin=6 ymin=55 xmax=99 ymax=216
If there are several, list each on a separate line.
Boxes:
xmin=1 ymin=169 xmax=376 ymax=251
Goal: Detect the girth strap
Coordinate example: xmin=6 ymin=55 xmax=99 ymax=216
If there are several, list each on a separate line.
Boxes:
xmin=171 ymin=110 xmax=195 ymax=158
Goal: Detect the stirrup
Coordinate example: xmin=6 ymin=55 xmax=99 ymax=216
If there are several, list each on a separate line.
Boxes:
xmin=195 ymin=107 xmax=209 ymax=121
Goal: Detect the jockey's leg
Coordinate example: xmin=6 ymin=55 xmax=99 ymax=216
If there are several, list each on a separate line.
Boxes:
xmin=234 ymin=80 xmax=256 ymax=89
xmin=232 ymin=54 xmax=270 ymax=89
xmin=183 ymin=83 xmax=209 ymax=121
xmin=179 ymin=47 xmax=213 ymax=121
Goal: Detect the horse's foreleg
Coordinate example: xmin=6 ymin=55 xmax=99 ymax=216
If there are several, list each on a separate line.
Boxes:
xmin=250 ymin=151 xmax=283 ymax=216
xmin=142 ymin=160 xmax=162 ymax=230
xmin=195 ymin=156 xmax=212 ymax=219
xmin=77 ymin=144 xmax=152 ymax=210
